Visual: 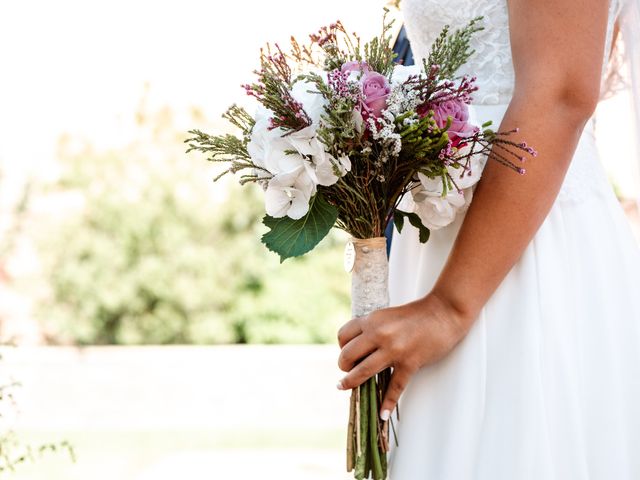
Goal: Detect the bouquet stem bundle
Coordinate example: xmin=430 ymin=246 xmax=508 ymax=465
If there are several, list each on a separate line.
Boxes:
xmin=347 ymin=237 xmax=391 ymax=480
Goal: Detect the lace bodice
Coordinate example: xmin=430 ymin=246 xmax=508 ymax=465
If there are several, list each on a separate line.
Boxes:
xmin=401 ymin=0 xmax=624 ymax=105
xmin=401 ymin=0 xmax=625 ymax=203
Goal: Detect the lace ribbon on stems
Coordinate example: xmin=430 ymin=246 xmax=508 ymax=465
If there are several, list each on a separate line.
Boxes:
xmin=350 ymin=237 xmax=390 ymax=318
xmin=346 ymin=237 xmax=392 ymax=479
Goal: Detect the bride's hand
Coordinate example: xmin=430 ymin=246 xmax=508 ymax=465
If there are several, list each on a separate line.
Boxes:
xmin=336 ymin=292 xmax=471 ymax=421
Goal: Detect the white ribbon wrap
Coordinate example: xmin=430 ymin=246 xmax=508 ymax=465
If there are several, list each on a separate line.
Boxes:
xmin=349 ymin=237 xmax=390 ymax=318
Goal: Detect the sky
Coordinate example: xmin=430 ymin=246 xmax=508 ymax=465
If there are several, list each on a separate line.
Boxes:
xmin=0 ymin=1 xmax=387 ymax=170
xmin=0 ymin=0 xmax=637 ymax=198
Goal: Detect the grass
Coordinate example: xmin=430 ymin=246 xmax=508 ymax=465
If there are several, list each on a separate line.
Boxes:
xmin=7 ymin=428 xmax=345 ymax=480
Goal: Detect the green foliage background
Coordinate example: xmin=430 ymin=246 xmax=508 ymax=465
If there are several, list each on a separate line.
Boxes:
xmin=37 ymin=104 xmax=350 ymax=345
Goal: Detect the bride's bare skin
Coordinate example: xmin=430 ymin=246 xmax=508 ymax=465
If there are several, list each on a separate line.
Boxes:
xmin=337 ymin=0 xmax=611 ymax=421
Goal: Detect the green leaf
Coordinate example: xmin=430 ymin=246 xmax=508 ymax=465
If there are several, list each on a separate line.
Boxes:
xmin=393 ymin=211 xmax=405 ymax=233
xmin=407 ymin=213 xmax=431 ymax=243
xmin=395 ymin=209 xmax=430 ymax=243
xmin=261 ymin=193 xmax=338 ymax=262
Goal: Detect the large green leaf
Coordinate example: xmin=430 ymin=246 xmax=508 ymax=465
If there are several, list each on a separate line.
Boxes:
xmin=393 ymin=209 xmax=431 ymax=243
xmin=261 ymin=193 xmax=338 ymax=262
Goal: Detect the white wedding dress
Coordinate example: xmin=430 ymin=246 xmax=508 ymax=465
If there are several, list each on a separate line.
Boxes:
xmin=387 ymin=0 xmax=640 ymax=478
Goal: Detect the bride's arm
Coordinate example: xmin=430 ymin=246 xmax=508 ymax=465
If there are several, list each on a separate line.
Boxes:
xmin=432 ymin=0 xmax=611 ymax=319
xmin=336 ymin=0 xmax=611 ymax=419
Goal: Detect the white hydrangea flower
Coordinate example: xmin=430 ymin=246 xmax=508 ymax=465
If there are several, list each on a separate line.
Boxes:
xmin=390 ymin=64 xmax=422 ymax=86
xmin=337 ymin=154 xmax=352 ymax=172
xmin=351 ymin=109 xmax=365 ymax=134
xmin=287 ymin=125 xmax=351 ymax=186
xmin=410 ymin=155 xmax=484 ymax=230
xmin=247 ymin=120 xmax=348 ymax=220
xmin=290 ymin=75 xmax=328 ymax=125
xmin=247 ymin=73 xmax=352 ymax=220
xmin=264 ymin=167 xmax=315 ymax=220
xmin=403 ymin=149 xmax=487 ymax=230
xmin=246 ymin=105 xmax=279 ymax=171
xmin=412 ymin=187 xmax=470 ymax=230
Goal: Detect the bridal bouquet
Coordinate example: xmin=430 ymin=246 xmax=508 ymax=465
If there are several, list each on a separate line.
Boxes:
xmin=187 ymin=9 xmax=534 ymax=480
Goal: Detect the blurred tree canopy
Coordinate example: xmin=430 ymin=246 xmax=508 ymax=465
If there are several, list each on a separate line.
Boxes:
xmin=37 ymin=101 xmax=350 ymax=345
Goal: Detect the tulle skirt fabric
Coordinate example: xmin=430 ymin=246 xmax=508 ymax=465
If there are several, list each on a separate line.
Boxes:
xmin=387 ymin=104 xmax=640 ymax=479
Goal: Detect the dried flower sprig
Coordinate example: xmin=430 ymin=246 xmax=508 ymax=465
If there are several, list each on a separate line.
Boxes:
xmin=242 ymin=44 xmax=311 ymax=132
xmin=427 ymin=16 xmax=485 ymax=81
xmin=291 ymin=8 xmax=397 ymax=76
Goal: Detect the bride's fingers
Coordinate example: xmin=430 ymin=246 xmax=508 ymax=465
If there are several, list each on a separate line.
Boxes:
xmin=337 ymin=335 xmax=376 ymax=372
xmin=379 ymin=367 xmax=411 ymax=421
xmin=337 ymin=316 xmax=364 ymax=348
xmin=337 ymin=349 xmax=389 ymax=391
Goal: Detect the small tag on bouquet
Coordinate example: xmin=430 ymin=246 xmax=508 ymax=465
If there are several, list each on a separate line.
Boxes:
xmin=344 ymin=241 xmax=355 ymax=273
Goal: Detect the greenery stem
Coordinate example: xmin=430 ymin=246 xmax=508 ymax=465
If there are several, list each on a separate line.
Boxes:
xmin=368 ymin=376 xmax=384 ymax=479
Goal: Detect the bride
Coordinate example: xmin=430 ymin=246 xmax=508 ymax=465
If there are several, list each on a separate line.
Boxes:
xmin=336 ymin=0 xmax=640 ymax=477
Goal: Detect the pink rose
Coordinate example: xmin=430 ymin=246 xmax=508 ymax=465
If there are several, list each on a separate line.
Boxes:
xmin=361 ymin=71 xmax=391 ymax=118
xmin=341 ymin=60 xmax=371 ymax=74
xmin=427 ymin=99 xmax=479 ymax=144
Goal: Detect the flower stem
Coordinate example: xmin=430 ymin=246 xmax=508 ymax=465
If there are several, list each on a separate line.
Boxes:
xmin=355 ymin=381 xmax=369 ymax=479
xmin=368 ymin=376 xmax=384 ymax=479
xmin=347 ymin=389 xmax=357 ymax=471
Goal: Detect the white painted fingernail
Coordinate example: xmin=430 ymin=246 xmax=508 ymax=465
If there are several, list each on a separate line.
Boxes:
xmin=380 ymin=409 xmax=390 ymax=421
xmin=336 ymin=381 xmax=345 ymax=390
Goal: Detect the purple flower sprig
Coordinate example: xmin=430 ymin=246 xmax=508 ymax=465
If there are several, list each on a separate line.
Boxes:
xmin=454 ymin=126 xmax=537 ymax=177
xmin=327 ymin=68 xmax=363 ymax=105
xmin=407 ymin=72 xmax=479 ymax=113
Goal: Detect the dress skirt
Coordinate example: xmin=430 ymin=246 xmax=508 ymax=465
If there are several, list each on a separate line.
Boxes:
xmin=387 ymin=103 xmax=640 ymax=479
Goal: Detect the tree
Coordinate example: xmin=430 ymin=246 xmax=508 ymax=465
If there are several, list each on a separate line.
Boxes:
xmin=38 ymin=101 xmax=350 ymax=345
